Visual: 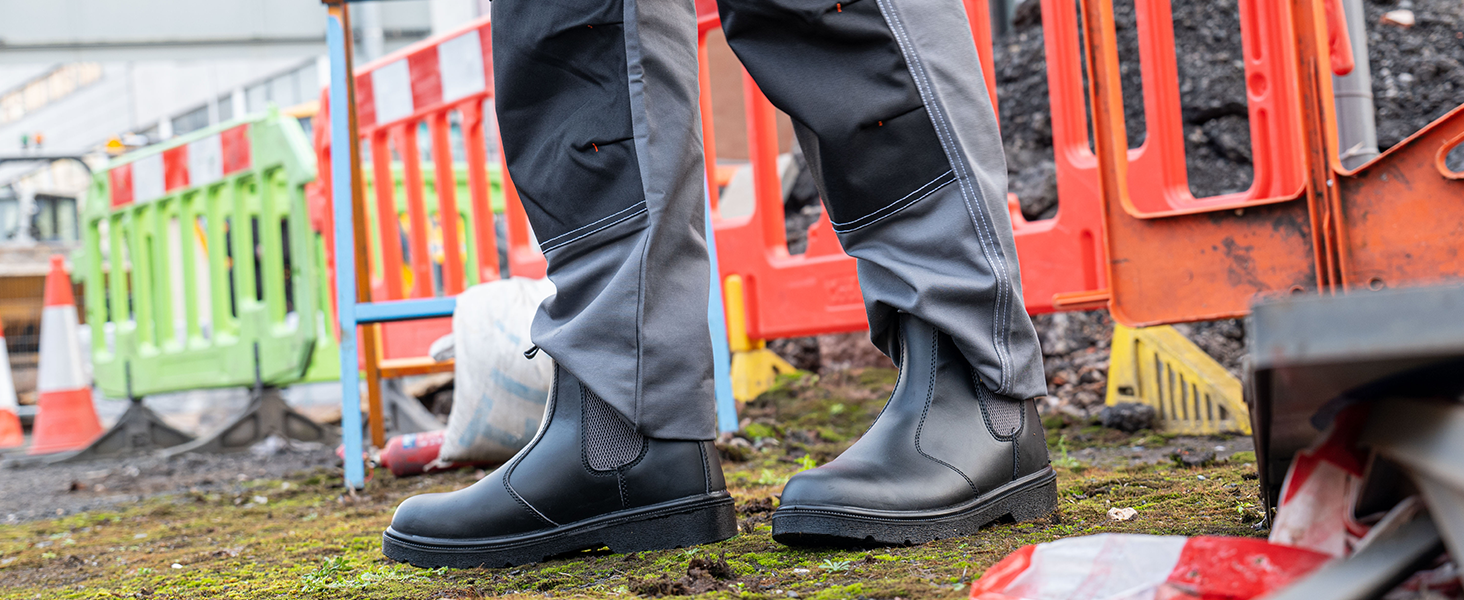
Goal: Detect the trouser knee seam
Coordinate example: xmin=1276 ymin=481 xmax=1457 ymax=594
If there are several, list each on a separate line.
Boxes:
xmin=538 ymin=202 xmax=649 ymax=253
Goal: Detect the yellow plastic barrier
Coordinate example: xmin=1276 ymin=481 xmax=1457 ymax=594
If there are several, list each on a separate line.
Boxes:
xmin=1104 ymin=324 xmax=1250 ymax=435
xmin=723 ymin=275 xmax=798 ymax=402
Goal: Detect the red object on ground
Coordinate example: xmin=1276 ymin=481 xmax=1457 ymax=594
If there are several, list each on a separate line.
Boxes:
xmin=970 ymin=534 xmax=1331 ymax=600
xmin=30 ymin=256 xmax=102 ymax=455
xmin=379 ymin=430 xmax=491 ymax=477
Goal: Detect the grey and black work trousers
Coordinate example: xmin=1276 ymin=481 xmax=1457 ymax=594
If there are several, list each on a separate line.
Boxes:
xmin=493 ymin=0 xmax=1045 ymax=441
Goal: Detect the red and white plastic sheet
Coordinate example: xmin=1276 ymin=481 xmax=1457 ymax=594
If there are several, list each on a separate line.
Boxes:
xmin=969 ymin=534 xmax=1330 ymax=600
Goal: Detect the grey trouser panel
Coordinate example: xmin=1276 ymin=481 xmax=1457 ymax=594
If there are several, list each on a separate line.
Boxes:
xmin=492 ymin=0 xmax=1045 ymax=441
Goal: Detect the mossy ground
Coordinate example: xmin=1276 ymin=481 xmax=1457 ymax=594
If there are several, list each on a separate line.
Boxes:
xmin=0 ymin=369 xmax=1266 ymax=599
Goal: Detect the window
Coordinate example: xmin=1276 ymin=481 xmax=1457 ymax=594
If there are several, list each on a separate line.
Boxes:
xmin=172 ymin=105 xmax=211 ymax=136
xmin=0 ymin=63 xmax=103 ymax=125
xmin=245 ymin=84 xmax=269 ymax=115
xmin=0 ymin=191 xmax=79 ymax=243
xmin=32 ymin=195 xmax=78 ymax=242
xmin=217 ymin=93 xmax=235 ymax=123
xmin=0 ymin=191 xmax=18 ymax=242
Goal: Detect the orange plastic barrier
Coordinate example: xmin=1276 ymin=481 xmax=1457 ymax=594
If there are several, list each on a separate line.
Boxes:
xmin=699 ymin=0 xmax=1111 ymax=352
xmin=1076 ymin=0 xmax=1464 ymax=326
xmin=309 ymin=0 xmax=1463 ymax=401
xmin=311 ymin=16 xmax=545 ymax=366
xmin=1007 ymin=0 xmax=1109 ymax=312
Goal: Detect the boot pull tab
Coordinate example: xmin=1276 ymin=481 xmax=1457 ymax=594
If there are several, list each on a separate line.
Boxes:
xmin=523 ymin=345 xmax=541 ymax=360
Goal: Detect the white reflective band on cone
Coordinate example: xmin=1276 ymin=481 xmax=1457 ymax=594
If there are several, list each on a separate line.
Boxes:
xmin=37 ymin=305 xmax=87 ymax=392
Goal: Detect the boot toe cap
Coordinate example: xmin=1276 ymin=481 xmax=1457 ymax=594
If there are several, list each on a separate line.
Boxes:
xmin=388 ymin=475 xmax=552 ymax=541
xmin=779 ymin=457 xmax=975 ymax=512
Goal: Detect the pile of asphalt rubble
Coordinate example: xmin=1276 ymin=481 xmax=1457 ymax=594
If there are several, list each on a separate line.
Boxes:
xmin=1000 ymin=0 xmax=1462 ymax=416
xmin=777 ymin=0 xmax=1461 ymax=417
xmin=999 ymin=0 xmax=1464 ymax=218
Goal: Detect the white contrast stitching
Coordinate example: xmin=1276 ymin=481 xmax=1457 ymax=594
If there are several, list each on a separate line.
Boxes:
xmin=830 ymin=170 xmax=954 ymax=233
xmin=876 ymin=0 xmax=1015 ymax=393
xmin=537 ymin=201 xmax=648 ymax=249
xmin=887 ymin=3 xmax=1012 ymax=392
xmin=539 ymin=204 xmax=649 ymax=254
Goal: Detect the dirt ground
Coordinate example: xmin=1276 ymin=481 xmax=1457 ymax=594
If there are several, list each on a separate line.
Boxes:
xmin=0 ymin=439 xmax=337 ymax=525
xmin=0 ymin=367 xmax=1267 ymax=600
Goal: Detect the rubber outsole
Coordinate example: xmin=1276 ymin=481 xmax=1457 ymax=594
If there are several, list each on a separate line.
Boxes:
xmin=770 ymin=467 xmax=1059 ymax=547
xmin=382 ymin=493 xmax=737 ymax=569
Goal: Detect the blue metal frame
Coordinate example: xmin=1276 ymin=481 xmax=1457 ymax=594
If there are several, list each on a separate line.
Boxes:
xmin=355 ymin=297 xmax=458 ymax=324
xmin=326 ymin=9 xmax=367 ymax=490
xmin=705 ymin=180 xmax=740 ymax=434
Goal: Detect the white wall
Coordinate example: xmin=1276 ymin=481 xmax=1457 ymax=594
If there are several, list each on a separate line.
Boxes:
xmin=0 ymin=0 xmax=437 ymax=157
xmin=0 ymin=59 xmax=301 ymax=154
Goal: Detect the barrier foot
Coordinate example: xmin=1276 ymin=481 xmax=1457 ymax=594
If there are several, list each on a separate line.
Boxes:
xmin=381 ymin=378 xmax=445 ymax=436
xmin=49 ymin=398 xmax=194 ymax=464
xmin=1103 ymin=324 xmax=1249 ymax=435
xmin=162 ymin=387 xmax=336 ymax=456
xmin=730 ymin=348 xmax=800 ymax=403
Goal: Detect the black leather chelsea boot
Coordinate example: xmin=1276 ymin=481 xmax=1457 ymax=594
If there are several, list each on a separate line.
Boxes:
xmin=771 ymin=312 xmax=1056 ymax=546
xmin=382 ymin=365 xmax=736 ymax=568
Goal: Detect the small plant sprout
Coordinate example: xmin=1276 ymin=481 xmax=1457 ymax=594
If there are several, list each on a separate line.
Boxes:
xmin=1052 ymin=435 xmax=1082 ymax=469
xmin=796 ymin=454 xmax=818 ymax=471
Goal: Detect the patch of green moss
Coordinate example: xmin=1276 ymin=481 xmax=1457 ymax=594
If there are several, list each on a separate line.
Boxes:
xmin=0 ymin=367 xmax=1268 ymax=600
xmin=743 ymin=422 xmax=778 ymax=440
xmin=1227 ymin=451 xmax=1256 ymax=464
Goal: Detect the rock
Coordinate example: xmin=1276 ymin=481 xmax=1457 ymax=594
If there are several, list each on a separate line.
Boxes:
xmin=715 ymin=434 xmax=755 ymax=463
xmin=1382 ymin=9 xmax=1416 ymax=27
xmin=1107 ymin=507 xmax=1139 ymax=521
xmin=768 ymin=337 xmax=820 ymax=372
xmin=688 ymin=556 xmax=735 ymax=580
xmin=816 ymin=332 xmax=891 ymax=372
xmin=767 ymin=331 xmax=893 ymax=374
xmin=1100 ymin=402 xmax=1158 ymax=433
xmin=1171 ymin=449 xmax=1217 ymax=468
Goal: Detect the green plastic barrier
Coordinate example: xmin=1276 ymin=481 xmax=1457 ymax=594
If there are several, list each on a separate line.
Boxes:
xmin=83 ymin=109 xmax=339 ymax=397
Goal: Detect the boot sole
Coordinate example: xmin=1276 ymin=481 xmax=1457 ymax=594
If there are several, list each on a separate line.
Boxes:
xmin=771 ymin=467 xmax=1058 ymax=547
xmin=382 ymin=492 xmax=737 ymax=568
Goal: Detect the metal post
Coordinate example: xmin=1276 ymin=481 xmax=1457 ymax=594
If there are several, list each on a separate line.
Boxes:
xmin=326 ymin=1 xmax=367 ymax=490
xmin=989 ymin=0 xmax=1015 ymax=39
xmin=1333 ymin=0 xmax=1379 ymax=170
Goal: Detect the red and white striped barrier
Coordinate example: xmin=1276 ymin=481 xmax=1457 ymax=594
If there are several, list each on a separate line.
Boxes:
xmin=28 ymin=255 xmax=102 ymax=455
xmin=108 ymin=125 xmax=251 ymax=208
xmin=353 ymin=23 xmax=492 ymax=130
xmin=0 ymin=315 xmax=22 ymax=449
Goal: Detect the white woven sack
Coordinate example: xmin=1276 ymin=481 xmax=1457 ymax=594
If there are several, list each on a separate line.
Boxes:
xmin=438 ymin=277 xmax=556 ymax=463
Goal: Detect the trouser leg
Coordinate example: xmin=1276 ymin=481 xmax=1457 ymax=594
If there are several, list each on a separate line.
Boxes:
xmin=719 ymin=0 xmax=1045 ymax=399
xmin=492 ymin=0 xmax=715 ymax=440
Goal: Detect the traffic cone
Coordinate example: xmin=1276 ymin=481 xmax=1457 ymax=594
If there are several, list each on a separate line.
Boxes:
xmin=0 ymin=315 xmax=22 ymax=449
xmin=28 ymin=255 xmax=102 ymax=455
